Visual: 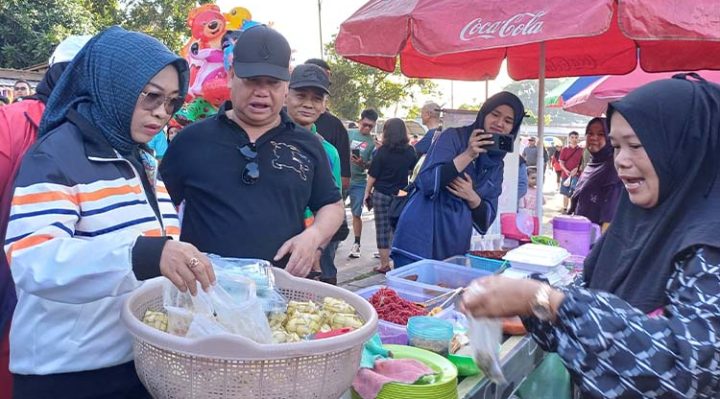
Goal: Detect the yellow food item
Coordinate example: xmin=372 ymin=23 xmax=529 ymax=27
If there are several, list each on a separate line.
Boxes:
xmin=287 ymin=300 xmax=319 ymax=316
xmin=329 ymin=313 xmax=363 ymax=330
xmin=322 ymin=297 xmax=356 ymax=315
xmin=285 ymin=312 xmax=322 ymax=336
xmin=142 ymin=310 xmax=168 ymax=332
xmin=268 ymin=312 xmax=287 ymax=329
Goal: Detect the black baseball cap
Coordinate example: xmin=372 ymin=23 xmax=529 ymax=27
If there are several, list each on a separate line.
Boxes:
xmin=232 ymin=25 xmax=291 ymax=81
xmin=289 ymin=64 xmax=330 ymax=94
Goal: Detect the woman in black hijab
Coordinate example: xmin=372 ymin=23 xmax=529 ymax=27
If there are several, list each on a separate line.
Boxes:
xmin=569 ymin=117 xmax=623 ymax=228
xmin=462 ymin=74 xmax=720 ymax=398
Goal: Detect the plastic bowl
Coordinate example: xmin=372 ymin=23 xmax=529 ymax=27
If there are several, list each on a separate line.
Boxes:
xmin=407 ymin=316 xmax=454 ymax=356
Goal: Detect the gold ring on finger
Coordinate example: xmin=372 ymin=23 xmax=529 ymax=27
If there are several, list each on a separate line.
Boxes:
xmin=188 ymin=257 xmax=200 ymax=269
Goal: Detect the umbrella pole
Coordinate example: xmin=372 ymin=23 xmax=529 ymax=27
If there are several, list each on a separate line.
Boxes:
xmin=536 ymin=43 xmax=546 ymax=224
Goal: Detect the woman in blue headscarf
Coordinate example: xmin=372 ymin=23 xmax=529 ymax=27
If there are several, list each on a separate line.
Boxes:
xmin=4 ymin=27 xmax=215 ymax=398
xmin=392 ymin=92 xmax=525 ymax=266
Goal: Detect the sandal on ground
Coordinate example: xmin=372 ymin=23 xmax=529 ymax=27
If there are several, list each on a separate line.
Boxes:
xmin=373 ymin=265 xmax=392 ymax=274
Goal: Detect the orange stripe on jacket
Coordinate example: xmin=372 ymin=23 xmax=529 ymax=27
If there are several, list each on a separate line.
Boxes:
xmin=77 ymin=185 xmax=142 ymax=202
xmin=12 ymin=185 xmax=142 ymax=207
xmin=12 ymin=191 xmax=78 ymax=206
xmin=6 ymin=234 xmax=54 ymax=264
xmin=144 ymin=226 xmax=180 ymax=237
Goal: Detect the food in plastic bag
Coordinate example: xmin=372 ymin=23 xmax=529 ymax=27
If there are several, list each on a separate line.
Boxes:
xmin=463 ymin=279 xmax=506 ymax=384
xmin=186 ymin=313 xmax=228 ymax=339
xmin=165 ymin=306 xmax=193 ymax=337
xmin=208 ymin=283 xmax=273 ymax=344
xmin=268 ymin=312 xmax=287 ymax=329
xmin=142 ymin=310 xmax=168 ymax=332
xmin=467 ymin=316 xmax=506 ymax=384
xmin=259 ymin=289 xmax=289 ymax=315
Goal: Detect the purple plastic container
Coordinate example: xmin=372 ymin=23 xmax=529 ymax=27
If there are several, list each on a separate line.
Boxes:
xmin=552 ymin=215 xmax=601 ymax=256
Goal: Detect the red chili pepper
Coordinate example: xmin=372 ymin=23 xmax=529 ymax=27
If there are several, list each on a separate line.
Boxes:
xmin=369 ymin=288 xmax=426 ymax=325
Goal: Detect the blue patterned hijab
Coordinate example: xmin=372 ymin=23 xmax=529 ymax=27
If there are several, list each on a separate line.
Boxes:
xmin=39 ymin=26 xmax=189 ymax=154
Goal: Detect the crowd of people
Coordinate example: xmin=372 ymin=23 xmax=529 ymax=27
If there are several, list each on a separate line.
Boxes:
xmin=0 ymin=23 xmax=719 ymax=399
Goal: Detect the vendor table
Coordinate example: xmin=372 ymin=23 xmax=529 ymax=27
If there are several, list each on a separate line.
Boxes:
xmin=343 ymin=274 xmax=547 ymax=399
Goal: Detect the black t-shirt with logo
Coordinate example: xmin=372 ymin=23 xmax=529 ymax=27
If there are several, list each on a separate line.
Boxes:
xmin=160 ymin=103 xmax=341 ymax=267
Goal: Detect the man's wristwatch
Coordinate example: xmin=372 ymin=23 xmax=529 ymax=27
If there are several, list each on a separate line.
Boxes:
xmin=530 ymin=283 xmax=554 ymax=321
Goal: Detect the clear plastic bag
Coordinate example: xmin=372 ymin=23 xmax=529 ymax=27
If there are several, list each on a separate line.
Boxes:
xmin=209 ymin=254 xmax=289 ymax=316
xmin=209 ymin=255 xmax=276 ymax=294
xmin=162 ymin=278 xmax=273 ymax=344
xmin=208 ymin=283 xmax=273 ymax=344
xmin=467 ymin=316 xmax=505 ymax=384
xmin=464 ymin=282 xmax=506 ymax=384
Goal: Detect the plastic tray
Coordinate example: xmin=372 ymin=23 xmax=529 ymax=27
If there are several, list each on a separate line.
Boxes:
xmin=444 ymin=255 xmax=507 ymax=273
xmin=386 ymin=259 xmax=492 ymax=294
xmin=502 ymin=243 xmax=569 ymax=273
xmin=355 ymin=285 xmax=453 ymax=345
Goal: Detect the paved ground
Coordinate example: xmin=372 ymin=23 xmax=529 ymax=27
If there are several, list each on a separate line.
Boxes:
xmin=336 ymin=170 xmax=568 ymax=290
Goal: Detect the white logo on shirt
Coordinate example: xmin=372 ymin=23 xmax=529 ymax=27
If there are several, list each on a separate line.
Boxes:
xmin=271 ymin=141 xmax=311 ymax=181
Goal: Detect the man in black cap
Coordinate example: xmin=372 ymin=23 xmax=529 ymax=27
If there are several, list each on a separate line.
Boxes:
xmin=285 ymin=63 xmax=349 ymax=284
xmin=305 ymin=58 xmax=350 ymax=194
xmin=161 ymin=26 xmax=344 ymax=277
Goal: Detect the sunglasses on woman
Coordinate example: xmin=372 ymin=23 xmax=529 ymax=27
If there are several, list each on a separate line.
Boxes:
xmin=139 ymin=91 xmax=184 ymax=115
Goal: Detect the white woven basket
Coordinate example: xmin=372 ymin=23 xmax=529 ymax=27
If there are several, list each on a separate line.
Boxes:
xmin=122 ymin=268 xmax=378 ymax=399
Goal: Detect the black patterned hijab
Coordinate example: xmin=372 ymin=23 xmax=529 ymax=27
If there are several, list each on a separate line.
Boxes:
xmin=584 ymin=74 xmax=720 ymax=313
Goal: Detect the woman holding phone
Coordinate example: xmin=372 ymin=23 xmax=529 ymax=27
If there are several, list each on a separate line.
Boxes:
xmin=391 ymin=92 xmax=525 ymax=266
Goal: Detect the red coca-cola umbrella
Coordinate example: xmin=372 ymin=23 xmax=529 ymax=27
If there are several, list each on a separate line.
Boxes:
xmin=563 ymin=69 xmax=720 ymax=117
xmin=336 ymin=0 xmax=720 ymax=80
xmin=335 ymin=0 xmax=720 ymax=219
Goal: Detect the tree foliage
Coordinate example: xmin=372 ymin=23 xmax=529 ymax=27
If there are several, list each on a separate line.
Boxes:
xmin=325 ymin=37 xmax=439 ymax=121
xmin=0 ymin=0 xmax=97 ymax=68
xmin=0 ymin=0 xmax=211 ymax=69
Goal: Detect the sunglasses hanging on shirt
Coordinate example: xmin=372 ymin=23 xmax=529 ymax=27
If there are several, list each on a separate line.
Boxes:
xmin=237 ymin=143 xmax=259 ymax=184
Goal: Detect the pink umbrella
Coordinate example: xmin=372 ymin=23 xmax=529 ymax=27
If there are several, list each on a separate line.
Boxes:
xmin=564 ymin=69 xmax=720 ymax=116
xmin=336 ymin=0 xmax=720 ymax=219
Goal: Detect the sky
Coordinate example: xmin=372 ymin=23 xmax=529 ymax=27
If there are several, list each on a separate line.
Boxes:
xmin=215 ymin=0 xmax=514 ymax=114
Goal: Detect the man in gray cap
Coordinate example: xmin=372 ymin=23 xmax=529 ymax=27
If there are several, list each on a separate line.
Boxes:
xmin=161 ymin=26 xmax=344 ymax=277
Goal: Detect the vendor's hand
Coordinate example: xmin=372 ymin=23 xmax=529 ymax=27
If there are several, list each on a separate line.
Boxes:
xmin=447 ymin=173 xmax=481 ymax=209
xmin=351 ymin=154 xmax=364 ymax=167
xmin=159 ymin=240 xmax=215 ymax=296
xmin=341 ymin=177 xmax=350 ymax=191
xmin=274 ymin=228 xmax=322 ymax=277
xmin=461 ymin=276 xmax=545 ymax=318
xmin=464 ymin=129 xmax=494 ymax=159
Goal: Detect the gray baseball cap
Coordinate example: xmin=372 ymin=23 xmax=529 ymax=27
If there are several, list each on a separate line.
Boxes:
xmin=232 ymin=25 xmax=291 ymax=81
xmin=289 ymin=64 xmax=330 ymax=94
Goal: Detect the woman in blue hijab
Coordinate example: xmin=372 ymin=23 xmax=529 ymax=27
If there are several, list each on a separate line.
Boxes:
xmin=392 ymin=92 xmax=524 ymax=266
xmin=5 ymin=27 xmax=215 ymax=398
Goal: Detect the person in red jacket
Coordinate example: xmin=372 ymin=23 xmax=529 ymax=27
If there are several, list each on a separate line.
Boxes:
xmin=0 ymin=35 xmax=90 ymax=398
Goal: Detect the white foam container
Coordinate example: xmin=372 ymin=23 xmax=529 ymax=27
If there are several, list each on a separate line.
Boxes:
xmin=502 ymin=244 xmax=569 ymax=273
